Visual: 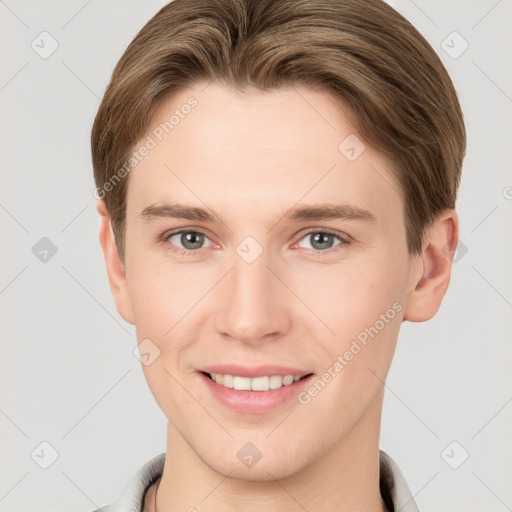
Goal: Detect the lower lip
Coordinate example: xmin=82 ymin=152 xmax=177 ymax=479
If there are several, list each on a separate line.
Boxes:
xmin=198 ymin=372 xmax=315 ymax=414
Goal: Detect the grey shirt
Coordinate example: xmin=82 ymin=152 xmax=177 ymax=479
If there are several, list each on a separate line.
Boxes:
xmin=90 ymin=450 xmax=419 ymax=512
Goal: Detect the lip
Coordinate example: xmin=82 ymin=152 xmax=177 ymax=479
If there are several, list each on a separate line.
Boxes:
xmin=197 ymin=367 xmax=315 ymax=414
xmin=200 ymin=364 xmax=311 ymax=379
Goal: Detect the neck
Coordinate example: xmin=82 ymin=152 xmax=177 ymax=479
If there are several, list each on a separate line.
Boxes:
xmin=152 ymin=390 xmax=387 ymax=512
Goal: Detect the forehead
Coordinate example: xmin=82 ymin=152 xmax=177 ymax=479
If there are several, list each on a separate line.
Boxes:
xmin=126 ymin=81 xmax=404 ymax=229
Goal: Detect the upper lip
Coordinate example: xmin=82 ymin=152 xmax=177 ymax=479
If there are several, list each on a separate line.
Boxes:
xmin=200 ymin=364 xmax=313 ymax=378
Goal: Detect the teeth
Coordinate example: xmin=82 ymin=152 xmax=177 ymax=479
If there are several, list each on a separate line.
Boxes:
xmin=209 ymin=373 xmax=306 ymax=391
xmin=234 ymin=376 xmax=252 ymax=390
xmin=251 ymin=376 xmax=269 ymax=391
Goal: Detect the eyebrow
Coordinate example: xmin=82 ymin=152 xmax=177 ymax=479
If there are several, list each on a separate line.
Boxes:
xmin=138 ymin=202 xmax=376 ymax=224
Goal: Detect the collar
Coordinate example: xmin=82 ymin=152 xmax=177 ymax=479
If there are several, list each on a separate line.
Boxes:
xmin=93 ymin=450 xmax=419 ymax=512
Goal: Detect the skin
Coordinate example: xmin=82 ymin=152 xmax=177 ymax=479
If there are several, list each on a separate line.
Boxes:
xmin=97 ymin=81 xmax=458 ymax=512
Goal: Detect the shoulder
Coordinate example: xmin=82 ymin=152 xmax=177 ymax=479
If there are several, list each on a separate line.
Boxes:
xmin=88 ymin=453 xmax=166 ymax=512
xmin=379 ymin=449 xmax=419 ymax=512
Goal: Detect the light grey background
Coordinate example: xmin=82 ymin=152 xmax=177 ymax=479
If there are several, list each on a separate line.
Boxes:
xmin=1 ymin=0 xmax=511 ymax=511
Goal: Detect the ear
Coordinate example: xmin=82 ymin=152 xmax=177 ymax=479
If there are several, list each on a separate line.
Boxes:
xmin=403 ymin=209 xmax=459 ymax=322
xmin=97 ymin=199 xmax=135 ymax=325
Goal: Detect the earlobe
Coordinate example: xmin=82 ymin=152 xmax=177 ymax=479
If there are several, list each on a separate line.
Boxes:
xmin=97 ymin=200 xmax=135 ymax=325
xmin=403 ymin=209 xmax=459 ymax=322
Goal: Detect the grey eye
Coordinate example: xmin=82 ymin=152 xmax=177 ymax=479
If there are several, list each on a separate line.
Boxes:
xmin=169 ymin=231 xmax=207 ymax=250
xmin=298 ymin=232 xmax=342 ymax=251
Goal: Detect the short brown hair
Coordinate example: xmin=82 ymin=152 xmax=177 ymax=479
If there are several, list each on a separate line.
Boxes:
xmin=91 ymin=0 xmax=466 ymax=263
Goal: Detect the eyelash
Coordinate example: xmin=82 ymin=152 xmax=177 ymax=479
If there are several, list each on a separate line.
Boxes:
xmin=159 ymin=228 xmax=351 ymax=256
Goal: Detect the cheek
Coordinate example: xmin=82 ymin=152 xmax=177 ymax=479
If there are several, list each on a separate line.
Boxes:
xmin=301 ymin=252 xmax=405 ymax=336
xmin=129 ymin=266 xmax=195 ymax=413
xmin=307 ymin=303 xmax=403 ymax=431
xmin=303 ymin=251 xmax=406 ymax=389
xmin=127 ymin=254 xmax=201 ymax=333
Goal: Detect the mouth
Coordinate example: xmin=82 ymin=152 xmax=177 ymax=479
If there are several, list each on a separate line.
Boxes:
xmin=196 ymin=363 xmax=316 ymax=413
xmin=200 ymin=371 xmax=314 ymax=391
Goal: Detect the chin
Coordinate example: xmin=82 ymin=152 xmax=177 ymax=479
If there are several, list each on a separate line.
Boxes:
xmin=210 ymin=458 xmax=300 ymax=482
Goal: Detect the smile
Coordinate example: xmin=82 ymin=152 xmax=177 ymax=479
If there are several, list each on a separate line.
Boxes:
xmin=206 ymin=372 xmax=312 ymax=391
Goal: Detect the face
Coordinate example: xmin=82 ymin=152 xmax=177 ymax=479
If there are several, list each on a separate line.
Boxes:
xmin=109 ymin=81 xmax=424 ymax=480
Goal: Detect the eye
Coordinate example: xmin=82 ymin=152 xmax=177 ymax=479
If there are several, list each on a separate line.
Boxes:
xmin=160 ymin=228 xmax=350 ymax=256
xmin=295 ymin=229 xmax=349 ymax=252
xmin=164 ymin=229 xmax=213 ymax=255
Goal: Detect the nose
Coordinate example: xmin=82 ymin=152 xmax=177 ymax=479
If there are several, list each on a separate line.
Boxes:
xmin=213 ymin=247 xmax=293 ymax=345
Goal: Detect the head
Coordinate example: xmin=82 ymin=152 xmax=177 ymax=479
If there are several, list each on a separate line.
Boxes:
xmin=92 ymin=0 xmax=465 ymax=480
